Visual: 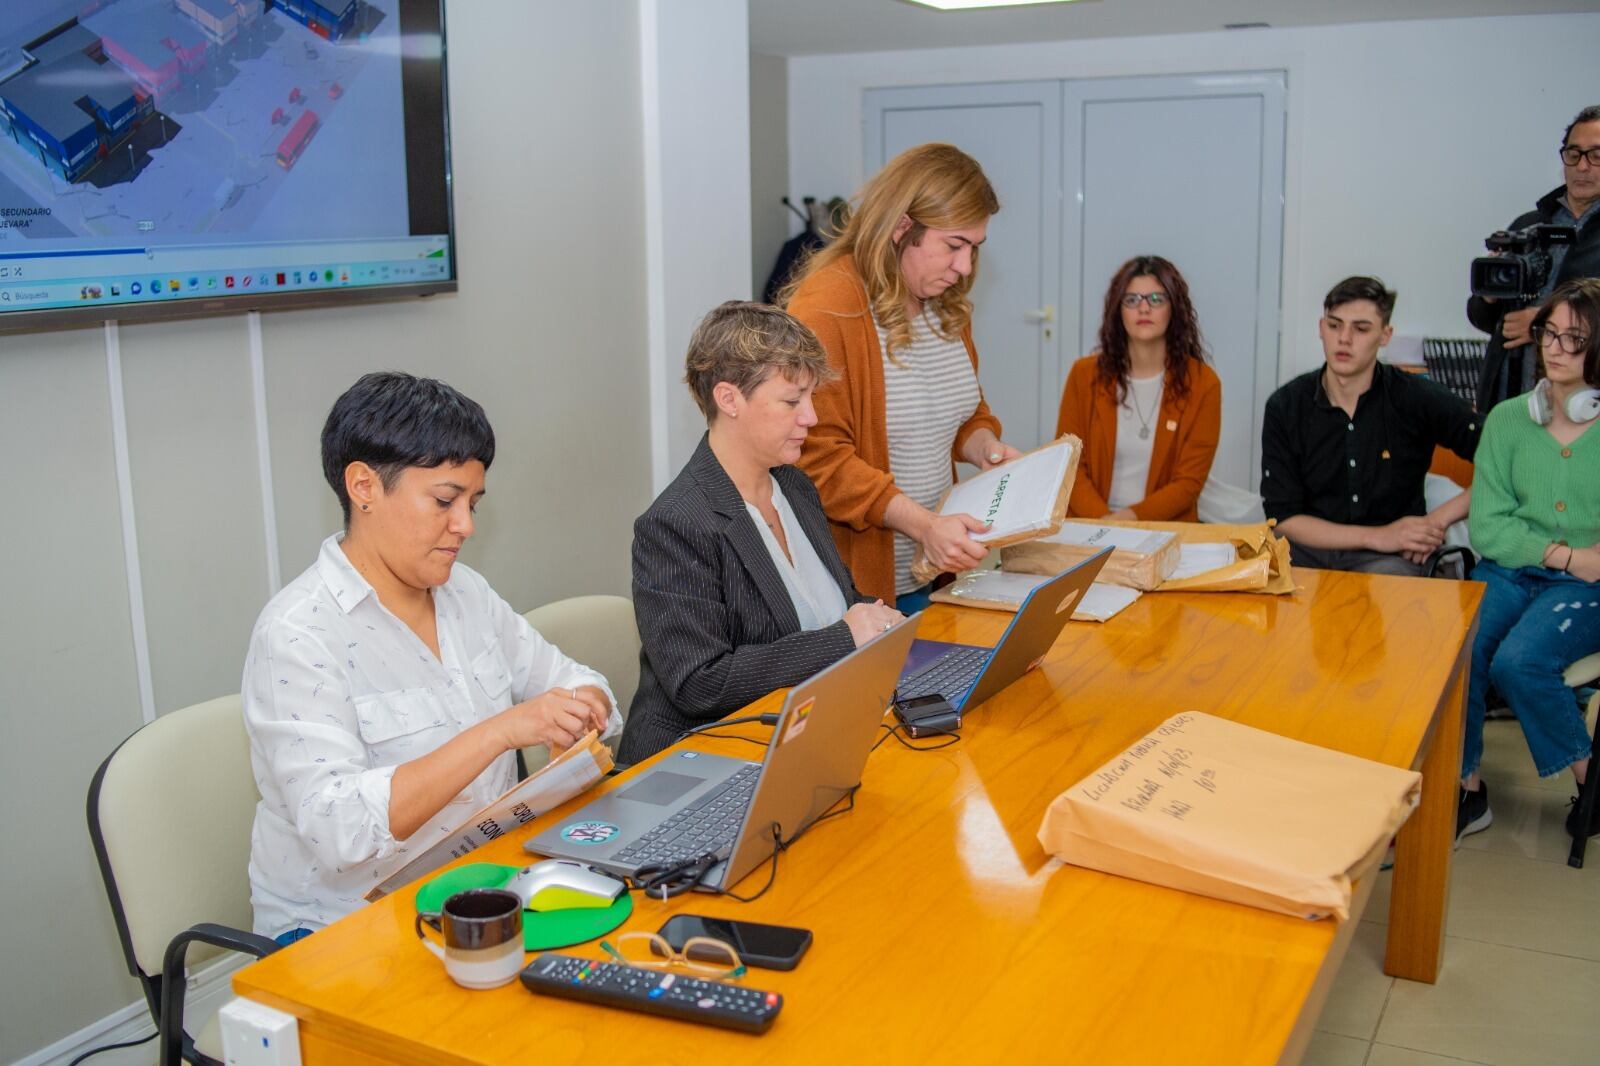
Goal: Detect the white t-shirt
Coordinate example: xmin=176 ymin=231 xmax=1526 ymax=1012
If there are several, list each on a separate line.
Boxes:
xmin=744 ymin=475 xmax=849 ymax=631
xmin=878 ymin=310 xmax=982 ymax=594
xmin=1107 ymin=374 xmax=1164 ymax=510
xmin=243 ymin=534 xmax=620 ymax=937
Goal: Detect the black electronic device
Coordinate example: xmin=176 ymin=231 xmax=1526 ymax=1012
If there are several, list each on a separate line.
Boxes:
xmin=657 ymin=914 xmax=812 ymax=971
xmin=1469 ymin=223 xmax=1579 ymax=301
xmin=519 ymin=953 xmax=782 ymax=1034
xmin=892 ymin=694 xmax=961 ymax=738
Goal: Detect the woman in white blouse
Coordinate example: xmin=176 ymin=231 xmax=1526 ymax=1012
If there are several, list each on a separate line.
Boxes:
xmin=244 ymin=372 xmax=620 ymax=941
xmin=619 ymin=301 xmax=903 ymax=763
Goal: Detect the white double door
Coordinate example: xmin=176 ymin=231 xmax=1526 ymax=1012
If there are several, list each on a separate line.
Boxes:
xmin=865 ymin=73 xmax=1286 ymax=487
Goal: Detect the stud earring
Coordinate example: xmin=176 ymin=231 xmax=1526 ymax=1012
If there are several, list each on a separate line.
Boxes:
xmin=360 ymin=503 xmax=370 ymax=511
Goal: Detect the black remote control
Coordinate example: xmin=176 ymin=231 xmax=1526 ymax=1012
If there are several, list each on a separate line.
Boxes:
xmin=519 ymin=953 xmax=783 ymax=1034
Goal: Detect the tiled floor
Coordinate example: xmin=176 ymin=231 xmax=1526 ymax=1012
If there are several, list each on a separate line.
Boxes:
xmin=1305 ymin=717 xmax=1600 ymax=1066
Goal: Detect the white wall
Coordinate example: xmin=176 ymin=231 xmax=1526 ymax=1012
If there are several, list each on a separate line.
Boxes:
xmin=640 ymin=0 xmax=753 ymax=491
xmin=787 ymin=13 xmax=1600 ymax=383
xmin=0 ymin=1 xmax=657 ymax=1060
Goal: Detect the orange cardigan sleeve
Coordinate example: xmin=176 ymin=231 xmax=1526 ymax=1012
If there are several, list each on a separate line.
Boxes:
xmin=1057 ymin=358 xmax=1110 ymax=518
xmin=1130 ymin=363 xmax=1222 ymax=521
xmin=790 ymin=273 xmax=902 ymax=532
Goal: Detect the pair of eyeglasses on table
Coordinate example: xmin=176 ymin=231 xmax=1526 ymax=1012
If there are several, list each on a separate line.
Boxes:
xmin=600 ymin=930 xmax=748 ymax=981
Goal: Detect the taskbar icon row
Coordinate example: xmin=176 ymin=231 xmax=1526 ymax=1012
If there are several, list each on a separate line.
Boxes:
xmin=93 ymin=266 xmax=347 ymax=300
xmin=69 ymin=261 xmax=445 ymax=303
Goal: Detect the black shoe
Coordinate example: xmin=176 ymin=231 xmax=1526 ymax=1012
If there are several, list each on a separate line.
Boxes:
xmin=1456 ymin=782 xmax=1492 ymax=842
xmin=1566 ymin=791 xmax=1600 ymax=839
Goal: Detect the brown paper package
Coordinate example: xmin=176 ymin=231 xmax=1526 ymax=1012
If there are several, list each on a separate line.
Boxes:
xmin=1037 ymin=712 xmax=1420 ymax=920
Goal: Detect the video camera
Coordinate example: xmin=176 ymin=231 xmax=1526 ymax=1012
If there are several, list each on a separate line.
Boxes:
xmin=1470 ymin=223 xmax=1578 ymax=301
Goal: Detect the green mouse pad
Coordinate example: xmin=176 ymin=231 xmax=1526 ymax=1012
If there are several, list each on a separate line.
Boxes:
xmin=414 ymin=862 xmax=634 ymax=950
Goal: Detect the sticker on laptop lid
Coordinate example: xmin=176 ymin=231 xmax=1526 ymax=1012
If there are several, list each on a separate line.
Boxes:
xmin=782 ymin=697 xmax=815 ymax=743
xmin=559 ymin=820 xmax=621 ymax=845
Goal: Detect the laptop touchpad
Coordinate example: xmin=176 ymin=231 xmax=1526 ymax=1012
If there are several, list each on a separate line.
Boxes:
xmin=615 ymin=771 xmax=706 ymax=806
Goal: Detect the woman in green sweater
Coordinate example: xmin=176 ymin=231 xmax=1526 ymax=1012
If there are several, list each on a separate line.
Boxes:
xmin=1459 ymin=278 xmax=1600 ymax=842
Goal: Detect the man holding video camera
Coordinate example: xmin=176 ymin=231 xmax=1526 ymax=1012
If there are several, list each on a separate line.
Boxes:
xmin=1472 ymin=106 xmax=1600 ymax=411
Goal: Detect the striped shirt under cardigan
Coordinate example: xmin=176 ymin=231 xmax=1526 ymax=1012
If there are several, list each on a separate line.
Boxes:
xmin=876 ymin=310 xmax=981 ymax=595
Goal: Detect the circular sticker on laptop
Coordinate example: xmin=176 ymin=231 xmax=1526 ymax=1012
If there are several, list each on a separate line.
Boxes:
xmin=559 ymin=820 xmax=621 ymax=845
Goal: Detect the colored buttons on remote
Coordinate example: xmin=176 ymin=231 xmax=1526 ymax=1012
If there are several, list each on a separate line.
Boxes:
xmin=520 ymin=953 xmax=782 ymax=1034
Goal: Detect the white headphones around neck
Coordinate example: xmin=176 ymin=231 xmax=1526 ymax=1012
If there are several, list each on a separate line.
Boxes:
xmin=1528 ymin=378 xmax=1600 ymax=426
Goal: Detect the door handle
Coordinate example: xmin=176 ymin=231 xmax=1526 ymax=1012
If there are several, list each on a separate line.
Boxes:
xmin=1024 ymin=305 xmax=1055 ymax=324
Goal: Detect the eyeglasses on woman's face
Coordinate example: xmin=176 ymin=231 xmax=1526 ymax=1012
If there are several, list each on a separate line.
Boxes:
xmin=1534 ymin=325 xmax=1592 ymax=355
xmin=1120 ymin=292 xmax=1168 ymax=309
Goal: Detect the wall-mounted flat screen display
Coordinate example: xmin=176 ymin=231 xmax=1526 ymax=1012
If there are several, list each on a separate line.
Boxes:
xmin=0 ymin=0 xmax=453 ymax=334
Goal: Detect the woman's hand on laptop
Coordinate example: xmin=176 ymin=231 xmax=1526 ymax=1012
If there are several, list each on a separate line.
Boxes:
xmin=845 ymin=601 xmax=905 ymax=646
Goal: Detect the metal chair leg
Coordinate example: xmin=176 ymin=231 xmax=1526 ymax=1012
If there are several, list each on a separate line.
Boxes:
xmin=1567 ymin=694 xmax=1600 ymax=869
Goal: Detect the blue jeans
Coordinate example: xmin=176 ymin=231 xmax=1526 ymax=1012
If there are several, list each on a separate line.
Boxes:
xmin=1464 ymin=560 xmax=1600 ymax=778
xmin=896 ymin=585 xmax=934 ymax=614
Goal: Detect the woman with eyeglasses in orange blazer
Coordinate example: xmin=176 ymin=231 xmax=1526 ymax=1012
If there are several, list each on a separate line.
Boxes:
xmin=1055 ymin=255 xmax=1222 ymax=521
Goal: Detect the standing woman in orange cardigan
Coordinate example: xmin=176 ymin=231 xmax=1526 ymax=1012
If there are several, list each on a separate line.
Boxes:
xmin=785 ymin=143 xmax=1022 ymax=610
xmin=1056 ymin=255 xmax=1222 ymax=521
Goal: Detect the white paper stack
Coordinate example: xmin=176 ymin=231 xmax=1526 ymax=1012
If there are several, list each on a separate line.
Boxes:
xmin=1003 ymin=521 xmax=1179 ymax=590
xmin=1169 ymin=543 xmax=1239 ymax=580
xmin=932 ymin=569 xmax=1141 ymax=622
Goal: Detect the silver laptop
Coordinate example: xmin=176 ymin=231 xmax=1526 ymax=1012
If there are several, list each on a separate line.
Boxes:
xmin=895 ymin=548 xmax=1110 ymax=713
xmin=524 ymin=614 xmax=922 ymax=892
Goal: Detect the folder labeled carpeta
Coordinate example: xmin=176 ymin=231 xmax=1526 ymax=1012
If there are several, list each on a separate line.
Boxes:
xmin=1038 ymin=712 xmax=1421 ymax=920
xmin=909 ymin=434 xmax=1081 ymax=585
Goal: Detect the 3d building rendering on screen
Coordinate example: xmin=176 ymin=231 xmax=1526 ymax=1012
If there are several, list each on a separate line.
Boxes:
xmin=270 ymin=0 xmax=360 ymax=41
xmin=175 ymin=0 xmax=264 ymax=47
xmin=0 ymin=24 xmax=150 ymax=182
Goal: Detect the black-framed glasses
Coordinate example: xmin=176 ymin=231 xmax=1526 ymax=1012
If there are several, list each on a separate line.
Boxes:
xmin=1560 ymin=145 xmax=1600 ymax=168
xmin=1533 ymin=325 xmax=1592 ymax=354
xmin=1120 ymin=292 xmax=1168 ymax=309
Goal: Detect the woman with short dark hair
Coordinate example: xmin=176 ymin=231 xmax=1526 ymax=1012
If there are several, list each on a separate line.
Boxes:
xmin=1458 ymin=278 xmax=1600 ymax=841
xmin=1055 ymin=255 xmax=1222 ymax=521
xmin=244 ymin=372 xmax=618 ymax=941
xmin=620 ymin=301 xmax=902 ymax=763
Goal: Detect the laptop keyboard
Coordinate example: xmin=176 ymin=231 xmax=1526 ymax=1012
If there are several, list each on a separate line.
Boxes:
xmin=613 ymin=763 xmax=762 ymax=870
xmin=897 ymin=646 xmax=990 ymax=704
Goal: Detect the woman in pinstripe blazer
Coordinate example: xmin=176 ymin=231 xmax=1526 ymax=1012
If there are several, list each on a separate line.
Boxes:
xmin=619 ymin=302 xmax=904 ymax=763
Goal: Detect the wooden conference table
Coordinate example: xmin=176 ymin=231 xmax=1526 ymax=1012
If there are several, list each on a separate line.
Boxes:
xmin=234 ymin=568 xmax=1480 ymax=1065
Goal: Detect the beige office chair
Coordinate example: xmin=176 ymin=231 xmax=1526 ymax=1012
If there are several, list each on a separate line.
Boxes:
xmin=1565 ymin=651 xmax=1600 ymax=869
xmin=88 ymin=695 xmax=277 ymax=1066
xmin=521 ymin=594 xmax=641 ymax=772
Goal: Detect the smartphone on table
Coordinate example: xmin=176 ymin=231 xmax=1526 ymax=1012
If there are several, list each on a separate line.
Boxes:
xmin=657 ymin=914 xmax=812 ymax=971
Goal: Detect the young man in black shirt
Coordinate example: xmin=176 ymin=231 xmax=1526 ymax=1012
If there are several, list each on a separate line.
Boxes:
xmin=1260 ymin=277 xmax=1481 ymax=576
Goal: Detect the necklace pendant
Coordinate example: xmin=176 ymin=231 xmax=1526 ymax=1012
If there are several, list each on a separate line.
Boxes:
xmin=1138 ymin=426 xmax=1151 ymax=440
